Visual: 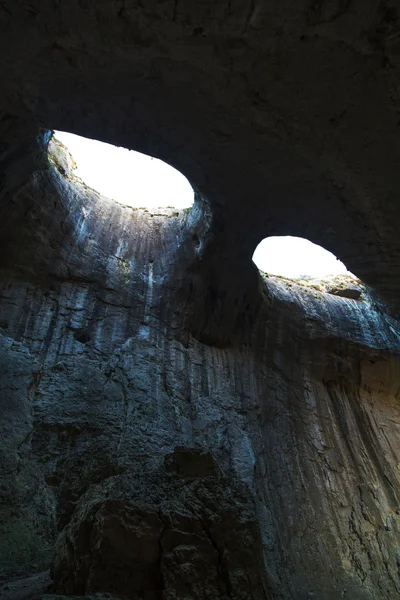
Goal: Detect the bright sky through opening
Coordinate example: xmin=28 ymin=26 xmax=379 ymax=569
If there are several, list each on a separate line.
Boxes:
xmin=253 ymin=236 xmax=349 ymax=279
xmin=55 ymin=132 xmax=349 ymax=279
xmin=54 ymin=131 xmax=194 ymax=209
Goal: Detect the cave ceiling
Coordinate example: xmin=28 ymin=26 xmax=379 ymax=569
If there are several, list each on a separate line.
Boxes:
xmin=1 ymin=0 xmax=400 ymax=313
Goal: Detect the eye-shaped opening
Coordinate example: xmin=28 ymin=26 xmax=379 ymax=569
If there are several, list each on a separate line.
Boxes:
xmin=50 ymin=131 xmax=194 ymax=209
xmin=252 ymin=236 xmax=352 ymax=280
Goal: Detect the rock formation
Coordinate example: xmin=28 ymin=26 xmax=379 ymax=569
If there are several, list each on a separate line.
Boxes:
xmin=1 ymin=3 xmax=400 ymax=599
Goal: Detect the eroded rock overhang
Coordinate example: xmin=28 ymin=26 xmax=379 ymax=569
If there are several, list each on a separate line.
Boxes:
xmin=2 ymin=3 xmax=400 ymax=598
xmin=1 ymin=1 xmax=400 ymax=316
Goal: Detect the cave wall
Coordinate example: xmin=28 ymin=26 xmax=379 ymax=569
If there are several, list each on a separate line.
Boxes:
xmin=1 ymin=138 xmax=400 ymax=599
xmin=2 ymin=2 xmax=400 ymax=597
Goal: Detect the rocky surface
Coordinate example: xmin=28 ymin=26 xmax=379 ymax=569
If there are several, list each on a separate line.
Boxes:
xmin=2 ymin=4 xmax=400 ymax=597
xmin=52 ymin=456 xmax=267 ymax=599
xmin=2 ymin=1 xmax=400 ymax=316
xmin=0 ymin=571 xmax=51 ymax=600
xmin=263 ymin=273 xmax=364 ymax=299
xmin=0 ymin=139 xmax=399 ymax=598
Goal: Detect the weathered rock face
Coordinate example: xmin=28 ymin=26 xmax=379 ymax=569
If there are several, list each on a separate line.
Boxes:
xmin=0 ymin=136 xmax=400 ymax=599
xmin=2 ymin=3 xmax=400 ymax=597
xmin=52 ymin=455 xmax=267 ymax=599
xmin=2 ymin=1 xmax=400 ymax=315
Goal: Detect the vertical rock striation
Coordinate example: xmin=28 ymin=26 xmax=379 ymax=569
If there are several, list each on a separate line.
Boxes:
xmin=0 ymin=136 xmax=400 ymax=598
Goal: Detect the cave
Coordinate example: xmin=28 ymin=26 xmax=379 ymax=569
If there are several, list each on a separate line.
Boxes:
xmin=1 ymin=3 xmax=400 ymax=600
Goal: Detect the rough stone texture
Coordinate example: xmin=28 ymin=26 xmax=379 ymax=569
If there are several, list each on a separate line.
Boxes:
xmin=52 ymin=461 xmax=267 ymax=599
xmin=0 ymin=571 xmax=52 ymax=600
xmin=2 ymin=1 xmax=400 ymax=317
xmin=328 ymin=286 xmax=362 ymax=299
xmin=1 ymin=147 xmax=400 ymax=598
xmin=2 ymin=4 xmax=400 ymax=598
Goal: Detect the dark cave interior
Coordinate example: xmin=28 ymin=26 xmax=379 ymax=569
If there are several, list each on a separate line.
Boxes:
xmin=1 ymin=2 xmax=400 ymax=599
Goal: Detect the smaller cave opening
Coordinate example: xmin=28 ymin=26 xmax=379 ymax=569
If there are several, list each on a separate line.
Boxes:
xmin=253 ymin=236 xmax=363 ymax=299
xmin=51 ymin=131 xmax=195 ymax=209
xmin=253 ymin=236 xmax=350 ymax=279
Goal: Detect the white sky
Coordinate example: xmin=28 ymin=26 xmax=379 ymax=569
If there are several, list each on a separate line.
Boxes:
xmin=54 ymin=131 xmax=194 ymax=208
xmin=54 ymin=131 xmax=349 ymax=279
xmin=253 ymin=236 xmax=348 ymax=278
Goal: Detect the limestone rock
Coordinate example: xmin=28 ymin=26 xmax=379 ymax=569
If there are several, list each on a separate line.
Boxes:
xmin=0 ymin=571 xmax=51 ymax=600
xmin=2 ymin=5 xmax=400 ymax=598
xmin=52 ymin=467 xmax=268 ymax=599
xmin=1 ymin=151 xmax=400 ymax=597
xmin=48 ymin=137 xmax=76 ymax=178
xmin=327 ymin=286 xmax=362 ymax=299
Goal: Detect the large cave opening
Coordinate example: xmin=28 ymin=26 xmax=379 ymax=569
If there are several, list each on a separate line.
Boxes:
xmin=52 ymin=131 xmax=194 ymax=209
